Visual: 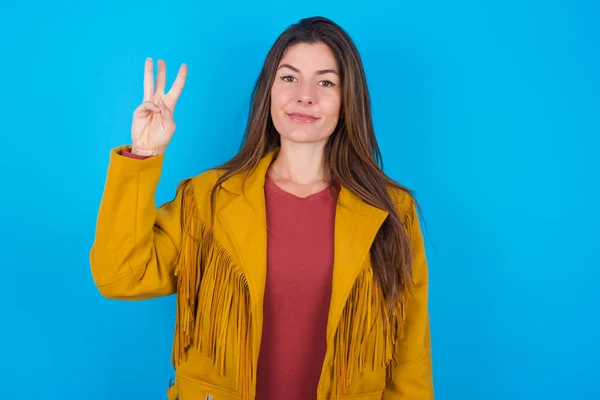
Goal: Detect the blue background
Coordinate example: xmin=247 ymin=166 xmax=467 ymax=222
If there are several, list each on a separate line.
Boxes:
xmin=1 ymin=1 xmax=598 ymax=399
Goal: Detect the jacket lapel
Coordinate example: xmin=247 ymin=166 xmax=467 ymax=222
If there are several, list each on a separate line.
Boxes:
xmin=326 ymin=187 xmax=389 ymax=341
xmin=216 ymin=150 xmax=278 ymax=352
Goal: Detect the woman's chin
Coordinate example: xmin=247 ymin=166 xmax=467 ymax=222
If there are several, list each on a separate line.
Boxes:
xmin=279 ymin=129 xmax=331 ymax=145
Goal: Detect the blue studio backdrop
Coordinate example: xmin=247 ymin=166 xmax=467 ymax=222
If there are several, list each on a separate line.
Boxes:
xmin=0 ymin=1 xmax=598 ymax=399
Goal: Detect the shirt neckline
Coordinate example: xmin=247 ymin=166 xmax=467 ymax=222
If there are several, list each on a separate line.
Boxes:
xmin=265 ymin=173 xmax=339 ymax=202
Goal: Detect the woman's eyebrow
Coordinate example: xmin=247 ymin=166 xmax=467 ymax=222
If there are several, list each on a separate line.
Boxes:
xmin=277 ymin=63 xmax=340 ymax=77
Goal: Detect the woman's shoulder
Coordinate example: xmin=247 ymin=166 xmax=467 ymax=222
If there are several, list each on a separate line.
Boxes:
xmin=173 ymin=167 xmax=227 ymax=203
xmin=387 ymin=184 xmax=416 ymax=213
xmin=386 ymin=184 xmax=420 ymax=237
xmin=187 ymin=167 xmax=225 ymax=190
xmin=154 ymin=168 xmax=227 ymax=229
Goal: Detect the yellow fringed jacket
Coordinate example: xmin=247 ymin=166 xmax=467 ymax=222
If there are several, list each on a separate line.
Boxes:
xmin=90 ymin=146 xmax=434 ymax=400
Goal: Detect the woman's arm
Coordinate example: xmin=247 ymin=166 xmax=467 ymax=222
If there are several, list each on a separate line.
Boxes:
xmin=89 ymin=145 xmax=188 ymax=300
xmin=383 ymin=200 xmax=434 ymax=399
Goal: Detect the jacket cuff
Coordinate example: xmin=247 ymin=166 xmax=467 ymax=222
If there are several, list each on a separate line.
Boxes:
xmin=109 ymin=145 xmax=164 ymax=172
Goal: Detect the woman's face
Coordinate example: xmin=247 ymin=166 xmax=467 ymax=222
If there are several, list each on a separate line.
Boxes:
xmin=270 ymin=42 xmax=342 ymax=145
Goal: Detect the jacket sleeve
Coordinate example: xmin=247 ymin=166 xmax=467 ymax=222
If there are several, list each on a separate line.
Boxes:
xmin=383 ymin=200 xmax=434 ymax=399
xmin=89 ymin=145 xmax=185 ymax=300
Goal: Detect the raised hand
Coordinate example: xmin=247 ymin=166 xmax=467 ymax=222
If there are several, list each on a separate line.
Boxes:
xmin=131 ymin=58 xmax=188 ymax=156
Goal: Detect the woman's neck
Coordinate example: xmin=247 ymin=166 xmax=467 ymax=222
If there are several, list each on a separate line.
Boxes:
xmin=268 ymin=141 xmax=329 ymax=185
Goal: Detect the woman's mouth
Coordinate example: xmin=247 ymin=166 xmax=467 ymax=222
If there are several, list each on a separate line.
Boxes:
xmin=286 ymin=112 xmax=319 ymax=123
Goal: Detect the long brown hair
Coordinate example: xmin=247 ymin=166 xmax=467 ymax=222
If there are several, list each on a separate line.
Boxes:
xmin=210 ymin=16 xmax=420 ymax=313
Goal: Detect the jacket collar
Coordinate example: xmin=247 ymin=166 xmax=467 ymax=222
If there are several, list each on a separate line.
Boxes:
xmin=216 ymin=148 xmax=389 ymax=345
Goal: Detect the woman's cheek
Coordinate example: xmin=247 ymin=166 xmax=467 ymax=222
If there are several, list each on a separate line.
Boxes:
xmin=324 ymin=98 xmax=342 ymax=117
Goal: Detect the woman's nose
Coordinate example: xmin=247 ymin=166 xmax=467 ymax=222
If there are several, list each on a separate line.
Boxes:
xmin=296 ymin=82 xmax=316 ymax=105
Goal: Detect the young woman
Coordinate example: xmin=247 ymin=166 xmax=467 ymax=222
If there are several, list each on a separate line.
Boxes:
xmin=91 ymin=16 xmax=433 ymax=400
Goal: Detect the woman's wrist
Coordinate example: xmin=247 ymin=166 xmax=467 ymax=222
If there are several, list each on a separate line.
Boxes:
xmin=131 ymin=147 xmax=160 ymax=157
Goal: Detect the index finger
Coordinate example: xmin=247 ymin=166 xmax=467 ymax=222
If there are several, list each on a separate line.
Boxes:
xmin=166 ymin=63 xmax=188 ymax=105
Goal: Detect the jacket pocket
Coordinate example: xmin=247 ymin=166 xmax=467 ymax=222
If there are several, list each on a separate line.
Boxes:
xmin=174 ymin=373 xmax=241 ymax=400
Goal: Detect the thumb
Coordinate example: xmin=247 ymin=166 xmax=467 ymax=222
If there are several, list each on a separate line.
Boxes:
xmin=158 ymin=99 xmax=176 ymax=130
xmin=158 ymin=99 xmax=172 ymax=115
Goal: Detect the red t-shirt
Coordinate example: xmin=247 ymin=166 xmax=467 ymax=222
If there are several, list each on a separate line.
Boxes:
xmin=122 ymin=148 xmax=339 ymax=399
xmin=256 ymin=175 xmax=339 ymax=400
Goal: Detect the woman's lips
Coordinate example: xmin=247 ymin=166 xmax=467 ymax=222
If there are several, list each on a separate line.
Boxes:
xmin=286 ymin=112 xmax=319 ymax=123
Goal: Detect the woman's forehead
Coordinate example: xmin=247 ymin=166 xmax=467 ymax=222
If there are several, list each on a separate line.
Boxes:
xmin=279 ymin=42 xmax=339 ymax=72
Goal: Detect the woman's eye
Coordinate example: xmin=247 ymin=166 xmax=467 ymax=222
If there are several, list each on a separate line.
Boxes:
xmin=279 ymin=76 xmax=336 ymax=87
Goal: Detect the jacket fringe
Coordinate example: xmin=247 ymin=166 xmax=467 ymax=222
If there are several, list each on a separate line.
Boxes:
xmin=171 ymin=179 xmax=253 ymax=399
xmin=331 ymin=199 xmax=415 ymax=398
xmin=330 ymin=266 xmax=407 ymax=398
